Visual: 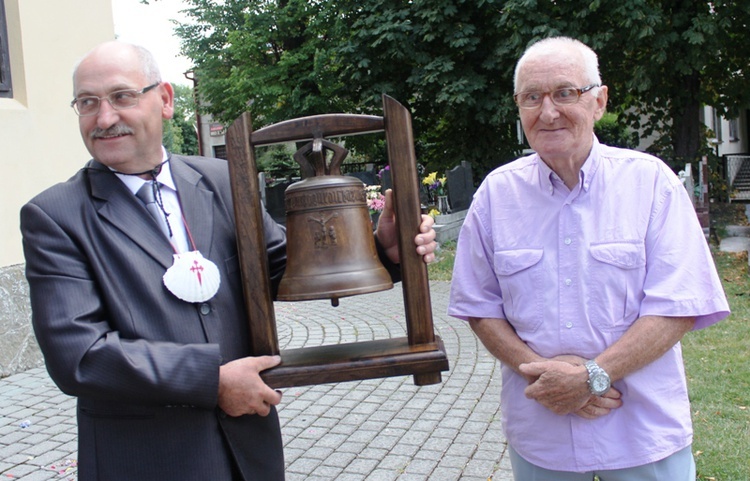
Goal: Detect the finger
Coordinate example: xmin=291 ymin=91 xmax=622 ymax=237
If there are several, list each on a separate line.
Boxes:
xmin=417 ymin=223 xmax=437 ymax=246
xmin=419 ymin=214 xmax=435 ymax=232
xmin=416 ymin=239 xmax=438 ymax=260
xmin=420 ymin=251 xmax=436 ymax=264
xmin=255 ymin=355 xmax=282 ymax=372
xmin=590 ymin=394 xmax=623 ymax=410
xmin=416 ymin=235 xmax=436 ymax=248
xmin=576 ymin=402 xmax=615 ymax=419
xmin=252 ymin=402 xmax=270 ymax=417
xmin=575 ymin=408 xmax=599 ymax=419
xmin=518 ymin=361 xmax=547 ymax=377
xmin=600 ymin=387 xmax=622 ymax=399
xmin=382 ymin=189 xmax=395 ymax=217
xmin=252 ymin=388 xmax=283 ymax=417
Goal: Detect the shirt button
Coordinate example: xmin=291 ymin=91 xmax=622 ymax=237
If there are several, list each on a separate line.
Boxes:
xmin=564 ymin=237 xmax=572 ymax=245
xmin=565 ymin=321 xmax=573 ymax=329
xmin=200 ymin=303 xmax=211 ymax=315
xmin=565 ymin=278 xmax=572 ymax=286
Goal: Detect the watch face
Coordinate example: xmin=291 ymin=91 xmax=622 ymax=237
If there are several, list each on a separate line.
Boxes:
xmin=592 ymin=375 xmax=609 ymax=393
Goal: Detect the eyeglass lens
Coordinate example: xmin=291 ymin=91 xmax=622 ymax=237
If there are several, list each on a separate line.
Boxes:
xmin=517 ymin=88 xmax=580 ymax=108
xmin=73 ymin=90 xmax=142 ymax=116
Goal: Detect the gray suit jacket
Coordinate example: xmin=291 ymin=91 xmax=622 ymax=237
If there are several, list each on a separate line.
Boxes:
xmin=21 ymin=155 xmax=287 ymax=480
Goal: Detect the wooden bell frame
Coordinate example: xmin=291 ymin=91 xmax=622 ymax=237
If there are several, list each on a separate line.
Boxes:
xmin=225 ymin=94 xmax=449 ymax=388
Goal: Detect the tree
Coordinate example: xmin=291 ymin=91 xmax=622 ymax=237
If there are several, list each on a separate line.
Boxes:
xmin=162 ymin=0 xmax=750 ymax=179
xmin=336 ymin=0 xmax=521 ymax=178
xmin=173 ymin=0 xmax=351 ymax=126
xmin=162 ymin=83 xmax=200 ymax=156
xmin=173 ymin=83 xmax=200 ymax=156
xmin=170 ymin=0 xmax=523 ymax=178
xmin=496 ymin=0 xmax=750 ymax=169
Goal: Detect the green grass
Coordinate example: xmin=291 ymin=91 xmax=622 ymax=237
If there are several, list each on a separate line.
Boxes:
xmin=427 ymin=240 xmax=456 ymax=281
xmin=428 ymin=210 xmax=750 ymax=480
xmin=686 ymin=249 xmax=750 ymax=481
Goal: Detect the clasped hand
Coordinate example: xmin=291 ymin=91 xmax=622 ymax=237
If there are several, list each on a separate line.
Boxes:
xmin=519 ymin=358 xmax=622 ymax=419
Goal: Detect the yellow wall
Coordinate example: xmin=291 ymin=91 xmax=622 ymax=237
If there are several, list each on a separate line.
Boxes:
xmin=0 ymin=0 xmax=114 ymax=266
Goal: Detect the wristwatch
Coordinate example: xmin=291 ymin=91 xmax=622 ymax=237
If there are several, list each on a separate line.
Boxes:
xmin=585 ymin=359 xmax=611 ymax=396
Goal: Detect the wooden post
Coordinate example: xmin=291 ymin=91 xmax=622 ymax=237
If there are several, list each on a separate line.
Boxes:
xmin=383 ymin=95 xmax=441 ymax=386
xmin=225 ymin=113 xmax=279 ymax=356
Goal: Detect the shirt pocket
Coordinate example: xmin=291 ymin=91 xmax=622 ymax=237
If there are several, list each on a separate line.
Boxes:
xmin=493 ymin=248 xmax=545 ymax=333
xmin=587 ymin=241 xmax=646 ymax=331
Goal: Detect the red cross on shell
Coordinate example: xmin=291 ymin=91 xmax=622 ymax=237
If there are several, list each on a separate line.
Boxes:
xmin=163 ymin=251 xmax=221 ymax=302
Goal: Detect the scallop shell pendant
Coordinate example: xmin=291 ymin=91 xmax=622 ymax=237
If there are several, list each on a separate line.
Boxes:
xmin=163 ymin=251 xmax=221 ymax=303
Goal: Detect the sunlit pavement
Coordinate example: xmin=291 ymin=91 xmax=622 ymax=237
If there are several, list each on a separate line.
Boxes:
xmin=0 ymin=281 xmax=512 ymax=481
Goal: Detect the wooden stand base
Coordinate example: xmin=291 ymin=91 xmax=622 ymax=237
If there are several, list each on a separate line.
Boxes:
xmin=262 ymin=337 xmax=448 ymax=388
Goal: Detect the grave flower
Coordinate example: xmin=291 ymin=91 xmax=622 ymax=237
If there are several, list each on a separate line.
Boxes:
xmin=365 ymin=185 xmax=385 ymax=215
xmin=422 ymin=171 xmax=448 ymax=197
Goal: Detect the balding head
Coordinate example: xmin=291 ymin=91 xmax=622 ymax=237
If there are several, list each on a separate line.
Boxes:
xmin=73 ymin=41 xmax=162 ymax=95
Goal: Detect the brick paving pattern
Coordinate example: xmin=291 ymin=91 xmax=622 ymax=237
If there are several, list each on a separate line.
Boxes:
xmin=0 ymin=281 xmax=512 ymax=480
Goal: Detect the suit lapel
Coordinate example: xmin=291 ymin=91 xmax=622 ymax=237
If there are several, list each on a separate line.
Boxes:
xmin=169 ymin=156 xmax=215 ymax=256
xmin=87 ymin=161 xmax=174 ymax=269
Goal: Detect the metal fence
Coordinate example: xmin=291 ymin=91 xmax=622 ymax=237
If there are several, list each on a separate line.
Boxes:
xmin=725 ymin=154 xmax=750 ymax=202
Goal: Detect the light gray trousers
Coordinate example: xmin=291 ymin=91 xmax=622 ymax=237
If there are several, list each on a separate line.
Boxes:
xmin=509 ymin=445 xmax=696 ymax=481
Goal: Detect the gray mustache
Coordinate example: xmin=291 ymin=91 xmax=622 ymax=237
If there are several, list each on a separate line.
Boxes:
xmin=91 ymin=124 xmax=134 ymax=139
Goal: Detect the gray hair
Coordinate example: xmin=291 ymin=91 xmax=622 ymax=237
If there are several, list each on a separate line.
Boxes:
xmin=513 ymin=37 xmax=602 ymax=92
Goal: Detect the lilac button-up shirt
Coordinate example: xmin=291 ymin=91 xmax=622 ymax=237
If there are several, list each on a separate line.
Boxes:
xmin=448 ymin=137 xmax=729 ymax=472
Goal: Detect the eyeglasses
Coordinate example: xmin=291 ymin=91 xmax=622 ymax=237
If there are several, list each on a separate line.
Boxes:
xmin=71 ymin=82 xmax=161 ymax=116
xmin=513 ymin=84 xmax=599 ymax=110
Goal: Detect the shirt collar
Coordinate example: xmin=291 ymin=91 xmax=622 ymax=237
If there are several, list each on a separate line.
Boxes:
xmin=116 ymin=147 xmax=174 ymax=195
xmin=536 ymin=134 xmax=601 ymax=195
xmin=155 ymin=148 xmax=177 ymax=191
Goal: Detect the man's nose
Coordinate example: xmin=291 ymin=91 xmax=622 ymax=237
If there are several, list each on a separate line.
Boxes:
xmin=96 ymin=99 xmax=120 ymax=129
xmin=538 ymin=95 xmax=560 ymax=121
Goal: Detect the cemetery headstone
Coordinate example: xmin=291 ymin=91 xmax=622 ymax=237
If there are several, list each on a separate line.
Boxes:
xmin=446 ymin=161 xmax=475 ymax=211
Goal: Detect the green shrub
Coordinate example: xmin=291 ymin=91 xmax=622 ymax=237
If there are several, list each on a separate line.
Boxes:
xmin=595 ymin=112 xmax=638 ymax=149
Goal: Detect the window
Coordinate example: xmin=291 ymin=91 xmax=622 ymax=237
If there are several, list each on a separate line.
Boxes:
xmin=713 ymin=108 xmax=722 ymax=142
xmin=0 ymin=0 xmax=11 ymax=98
xmin=213 ymin=144 xmax=227 ymax=160
xmin=728 ymin=118 xmax=740 ymax=142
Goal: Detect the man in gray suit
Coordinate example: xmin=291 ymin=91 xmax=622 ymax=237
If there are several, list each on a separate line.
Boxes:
xmin=20 ymin=41 xmax=437 ymax=481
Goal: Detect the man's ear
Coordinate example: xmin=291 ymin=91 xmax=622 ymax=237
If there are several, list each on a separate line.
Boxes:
xmin=593 ymin=85 xmax=608 ymax=121
xmin=160 ymin=82 xmax=175 ymax=120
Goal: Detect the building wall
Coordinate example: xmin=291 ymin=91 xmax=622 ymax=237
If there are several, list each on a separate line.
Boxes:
xmin=1 ymin=0 xmax=114 ymax=266
xmin=707 ymin=107 xmax=749 ymax=156
xmin=636 ymin=107 xmax=749 ymax=157
xmin=198 ymin=110 xmax=228 ymax=159
xmin=0 ymin=0 xmax=114 ymax=376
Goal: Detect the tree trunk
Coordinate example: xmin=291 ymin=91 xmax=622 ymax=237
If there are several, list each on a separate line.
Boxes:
xmin=671 ymin=72 xmax=702 ymax=168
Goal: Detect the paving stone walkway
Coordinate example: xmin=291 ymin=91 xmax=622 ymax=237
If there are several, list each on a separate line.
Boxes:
xmin=0 ymin=281 xmax=512 ymax=480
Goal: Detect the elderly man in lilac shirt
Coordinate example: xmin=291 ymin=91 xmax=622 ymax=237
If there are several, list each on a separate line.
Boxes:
xmin=448 ymin=36 xmax=729 ymax=480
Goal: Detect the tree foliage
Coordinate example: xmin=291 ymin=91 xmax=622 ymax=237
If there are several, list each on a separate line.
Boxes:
xmin=496 ymin=0 xmax=750 ymax=170
xmin=162 ymin=83 xmax=199 ymax=156
xmin=162 ymin=0 xmax=750 ymax=178
xmin=173 ymin=0 xmax=350 ymax=125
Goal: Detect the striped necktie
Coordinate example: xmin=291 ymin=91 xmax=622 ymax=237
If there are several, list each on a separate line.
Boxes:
xmin=136 ymin=181 xmax=171 ymax=238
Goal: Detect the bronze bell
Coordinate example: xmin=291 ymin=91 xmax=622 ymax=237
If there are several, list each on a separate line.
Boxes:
xmin=277 ymin=137 xmax=393 ymax=306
